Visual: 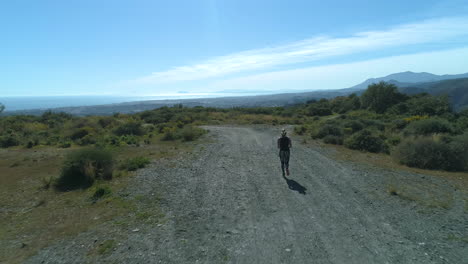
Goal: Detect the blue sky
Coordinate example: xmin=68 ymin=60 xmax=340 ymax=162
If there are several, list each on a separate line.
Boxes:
xmin=1 ymin=0 xmax=468 ymax=96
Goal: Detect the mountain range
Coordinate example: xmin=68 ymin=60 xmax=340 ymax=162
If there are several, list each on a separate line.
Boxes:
xmin=350 ymin=71 xmax=468 ymax=90
xmin=5 ymin=71 xmax=468 ymax=115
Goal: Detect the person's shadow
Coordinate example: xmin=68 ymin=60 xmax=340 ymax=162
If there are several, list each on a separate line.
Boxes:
xmin=283 ymin=175 xmax=307 ymax=195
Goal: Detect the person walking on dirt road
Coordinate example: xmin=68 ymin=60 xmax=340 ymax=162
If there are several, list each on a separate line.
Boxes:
xmin=278 ymin=129 xmax=292 ymax=176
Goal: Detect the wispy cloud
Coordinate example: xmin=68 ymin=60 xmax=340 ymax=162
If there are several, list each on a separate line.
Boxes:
xmin=135 ymin=16 xmax=468 ymax=84
xmin=206 ymin=47 xmax=468 ymax=92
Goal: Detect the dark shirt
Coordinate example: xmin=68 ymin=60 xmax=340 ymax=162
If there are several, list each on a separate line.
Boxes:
xmin=278 ymin=136 xmax=291 ymax=151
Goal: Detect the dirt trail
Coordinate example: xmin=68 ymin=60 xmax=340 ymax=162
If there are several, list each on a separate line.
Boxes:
xmin=26 ymin=126 xmax=468 ymax=264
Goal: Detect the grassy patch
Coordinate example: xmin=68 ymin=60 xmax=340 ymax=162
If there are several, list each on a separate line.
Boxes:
xmin=386 ymin=183 xmax=454 ymax=209
xmin=119 ymin=156 xmax=150 ymax=171
xmin=0 ymin=137 xmax=193 ymax=263
xmin=91 ymin=185 xmax=112 ymax=202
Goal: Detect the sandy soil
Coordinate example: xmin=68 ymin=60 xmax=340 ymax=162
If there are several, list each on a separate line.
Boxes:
xmin=25 ymin=126 xmax=468 ymax=264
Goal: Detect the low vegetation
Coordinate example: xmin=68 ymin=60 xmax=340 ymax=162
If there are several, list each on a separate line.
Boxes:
xmin=290 ymin=82 xmax=468 ymax=172
xmin=55 ymin=148 xmax=114 ymax=191
xmin=0 ymin=82 xmax=467 ymax=263
xmin=1 ymin=81 xmax=467 ymax=175
xmin=119 ymin=156 xmax=151 ymax=171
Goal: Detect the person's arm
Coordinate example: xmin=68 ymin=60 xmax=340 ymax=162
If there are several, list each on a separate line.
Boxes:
xmin=277 ymin=138 xmax=280 ymax=149
xmin=289 ymin=138 xmax=292 ymax=148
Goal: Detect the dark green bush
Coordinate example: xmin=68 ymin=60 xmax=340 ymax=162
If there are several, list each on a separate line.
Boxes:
xmin=393 ymin=137 xmax=467 ymax=171
xmin=323 ymin=135 xmax=344 ymax=145
xmin=59 ymin=141 xmax=72 ymax=148
xmin=91 ymin=186 xmax=112 ymax=202
xmin=456 ymin=116 xmax=468 ymax=130
xmin=294 ymin=125 xmax=307 ymax=135
xmin=344 ymin=129 xmax=387 ymax=153
xmin=77 ymin=134 xmax=97 ymax=146
xmin=343 ymin=120 xmax=364 ymax=133
xmin=98 ymin=117 xmax=115 ymax=128
xmin=449 ymin=133 xmax=468 ymax=171
xmin=361 ymin=82 xmax=406 ymax=113
xmin=161 ymin=127 xmax=178 ymax=141
xmin=404 ymin=118 xmax=453 ymax=136
xmin=385 ymin=135 xmax=401 ymax=147
xmin=307 ymin=100 xmax=333 ymax=116
xmin=114 ymin=121 xmax=144 ymax=136
xmin=0 ymin=134 xmax=20 ymax=148
xmin=180 ymin=126 xmax=206 ymax=141
xmin=55 ymin=148 xmax=114 ymax=191
xmin=403 ymin=94 xmax=452 ymax=116
xmin=362 ymin=119 xmax=386 ymax=131
xmin=120 ymin=135 xmax=138 ymax=145
xmin=388 ymin=119 xmax=407 ymax=131
xmin=312 ymin=124 xmax=342 ymax=139
xmin=26 ymin=141 xmax=34 ymax=149
xmin=70 ymin=128 xmax=91 ymax=140
xmin=119 ymin=156 xmax=150 ymax=171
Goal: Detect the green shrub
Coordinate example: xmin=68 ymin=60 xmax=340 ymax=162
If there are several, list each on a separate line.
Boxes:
xmin=307 ymin=100 xmax=333 ymax=116
xmin=91 ymin=186 xmax=112 ymax=202
xmin=312 ymin=124 xmax=342 ymax=139
xmin=294 ymin=125 xmax=307 ymax=135
xmin=70 ymin=128 xmax=91 ymax=140
xmin=119 ymin=157 xmax=150 ymax=171
xmin=362 ymin=119 xmax=386 ymax=131
xmin=456 ymin=116 xmax=468 ymax=130
xmin=55 ymin=148 xmax=114 ymax=191
xmin=114 ymin=121 xmax=144 ymax=136
xmin=388 ymin=119 xmax=407 ymax=131
xmin=361 ymin=82 xmax=406 ymax=113
xmin=180 ymin=126 xmax=206 ymax=141
xmin=385 ymin=135 xmax=401 ymax=147
xmin=323 ymin=135 xmax=344 ymax=145
xmin=393 ymin=137 xmax=467 ymax=171
xmin=120 ymin=135 xmax=138 ymax=145
xmin=449 ymin=133 xmax=468 ymax=171
xmin=77 ymin=134 xmax=97 ymax=146
xmin=59 ymin=141 xmax=72 ymax=148
xmin=344 ymin=129 xmax=386 ymax=153
xmin=26 ymin=140 xmax=34 ymax=149
xmin=404 ymin=118 xmax=453 ymax=136
xmin=98 ymin=117 xmax=115 ymax=128
xmin=0 ymin=134 xmax=20 ymax=148
xmin=403 ymin=94 xmax=452 ymax=116
xmin=161 ymin=127 xmax=178 ymax=141
xmin=343 ymin=120 xmax=364 ymax=133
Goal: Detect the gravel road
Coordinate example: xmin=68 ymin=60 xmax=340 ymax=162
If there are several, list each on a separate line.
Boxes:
xmin=25 ymin=126 xmax=468 ymax=264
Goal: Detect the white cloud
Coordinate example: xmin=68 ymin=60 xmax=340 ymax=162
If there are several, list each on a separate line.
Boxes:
xmin=205 ymin=46 xmax=468 ymax=92
xmin=134 ymin=16 xmax=468 ymax=84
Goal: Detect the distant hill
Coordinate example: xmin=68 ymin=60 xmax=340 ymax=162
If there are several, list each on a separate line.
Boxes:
xmin=5 ymin=89 xmax=356 ymax=116
xmin=350 ymin=71 xmax=468 ymax=90
xmin=5 ymin=71 xmax=468 ymax=116
xmin=345 ymin=71 xmax=468 ymax=111
xmin=398 ymin=78 xmax=468 ymax=111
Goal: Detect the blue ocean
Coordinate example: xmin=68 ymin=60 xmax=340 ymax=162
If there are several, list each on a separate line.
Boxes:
xmin=0 ymin=93 xmax=253 ymax=112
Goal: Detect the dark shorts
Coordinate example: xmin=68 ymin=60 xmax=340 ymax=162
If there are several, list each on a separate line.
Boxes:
xmin=279 ymin=150 xmax=290 ymax=163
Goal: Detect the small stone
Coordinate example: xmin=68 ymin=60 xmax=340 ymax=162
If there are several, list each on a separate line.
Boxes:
xmin=285 ymin=248 xmax=291 ymax=252
xmin=132 ymin=228 xmax=140 ymax=232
